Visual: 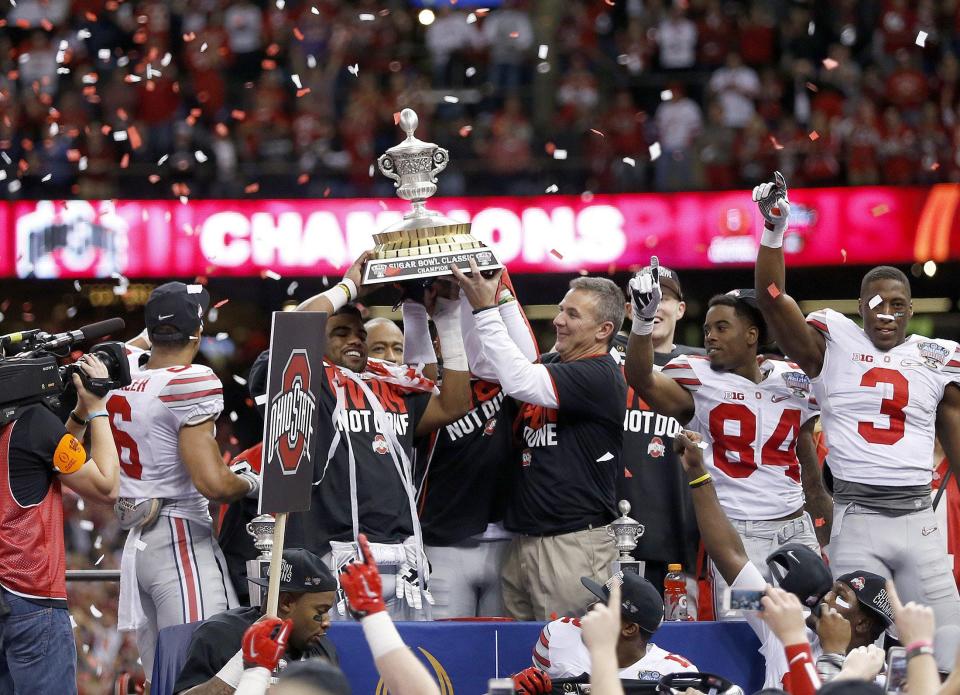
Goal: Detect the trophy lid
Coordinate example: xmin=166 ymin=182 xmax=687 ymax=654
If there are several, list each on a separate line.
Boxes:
xmin=383 ymin=109 xmax=434 ymax=159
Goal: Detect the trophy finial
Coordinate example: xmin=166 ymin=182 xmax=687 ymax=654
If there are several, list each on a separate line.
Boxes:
xmin=399 ymin=108 xmax=418 ymax=138
xmin=619 ymin=500 xmax=631 ymax=516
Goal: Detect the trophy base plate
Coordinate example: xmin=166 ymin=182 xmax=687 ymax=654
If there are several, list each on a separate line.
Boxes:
xmin=363 ymin=247 xmax=501 ymax=285
xmin=611 ymin=559 xmax=644 ymax=577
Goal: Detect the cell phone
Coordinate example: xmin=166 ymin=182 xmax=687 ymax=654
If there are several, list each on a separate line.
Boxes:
xmin=724 ymin=588 xmax=765 ymax=613
xmin=885 ymin=647 xmax=907 ymax=695
xmin=487 ymin=678 xmax=516 ymax=695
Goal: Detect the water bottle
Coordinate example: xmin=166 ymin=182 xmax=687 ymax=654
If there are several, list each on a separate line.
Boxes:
xmin=663 ymin=563 xmax=689 ymax=621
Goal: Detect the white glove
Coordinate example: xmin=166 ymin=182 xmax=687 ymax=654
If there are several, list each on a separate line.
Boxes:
xmin=628 ymin=257 xmax=662 ymax=336
xmin=752 ymin=171 xmax=790 ymax=248
xmin=229 ymin=459 xmax=260 ymax=498
xmin=396 ymin=542 xmax=434 ymax=611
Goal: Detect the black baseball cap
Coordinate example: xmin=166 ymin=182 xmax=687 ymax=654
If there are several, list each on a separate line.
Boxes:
xmin=581 ymin=571 xmax=664 ymax=633
xmin=766 ymin=543 xmax=832 ymax=608
xmin=278 ymin=657 xmax=352 ymax=695
xmin=248 ymin=548 xmax=338 ymax=594
xmin=145 ymin=281 xmax=210 ymax=342
xmin=644 ymin=263 xmax=683 ymax=301
xmin=836 ymin=571 xmax=894 ymax=627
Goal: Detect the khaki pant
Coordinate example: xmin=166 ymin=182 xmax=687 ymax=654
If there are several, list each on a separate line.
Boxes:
xmin=501 ymin=527 xmax=618 ymax=620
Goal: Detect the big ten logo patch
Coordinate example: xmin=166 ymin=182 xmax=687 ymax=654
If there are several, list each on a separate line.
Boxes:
xmin=376 ymin=647 xmax=452 ymax=695
xmin=519 ymin=402 xmax=559 ymax=447
xmin=336 ymin=378 xmax=411 ymax=436
xmin=443 ymin=387 xmax=505 ymax=441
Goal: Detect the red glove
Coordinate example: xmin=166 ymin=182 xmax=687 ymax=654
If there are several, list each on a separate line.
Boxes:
xmin=512 ymin=666 xmax=552 ymax=695
xmin=338 ymin=533 xmax=386 ymax=618
xmin=241 ymin=617 xmax=292 ymax=671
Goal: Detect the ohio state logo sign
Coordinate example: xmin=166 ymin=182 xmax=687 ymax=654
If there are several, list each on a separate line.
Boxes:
xmin=267 ymin=350 xmax=318 ymax=475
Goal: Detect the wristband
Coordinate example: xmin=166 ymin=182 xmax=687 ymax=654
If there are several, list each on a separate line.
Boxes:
xmin=689 ymin=473 xmax=712 ymax=488
xmin=86 ymin=411 xmax=109 ymax=421
xmin=361 ymin=611 xmax=405 ymax=660
xmin=907 ymin=646 xmax=935 ymax=661
xmin=233 ymin=666 xmax=272 ymax=695
xmin=320 ymin=278 xmax=358 ymax=313
xmin=631 ymin=318 xmax=654 ymax=336
xmin=401 ymin=302 xmax=436 ymax=366
xmin=472 ymin=305 xmax=497 ymax=315
xmin=905 ymin=640 xmax=933 ymax=651
xmin=760 ymin=222 xmax=785 ymax=249
xmin=215 ymin=650 xmax=245 ymax=689
xmin=69 ymin=411 xmax=88 ymax=426
xmin=433 ymin=298 xmax=467 ymax=371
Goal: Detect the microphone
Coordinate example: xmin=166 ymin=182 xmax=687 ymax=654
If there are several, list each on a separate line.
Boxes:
xmin=38 ymin=318 xmax=126 ymax=350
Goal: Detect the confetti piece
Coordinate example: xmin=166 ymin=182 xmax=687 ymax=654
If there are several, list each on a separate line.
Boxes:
xmin=297 ymin=173 xmax=309 ymax=184
xmin=347 ymin=64 xmax=359 ymax=76
xmin=769 ymin=135 xmax=784 ymax=150
xmin=767 ymin=283 xmax=781 ymax=299
xmin=465 ymin=66 xmax=476 ymax=77
xmin=128 ymin=126 xmax=142 ymax=149
xmin=660 ymin=89 xmax=673 ymax=101
xmin=148 ymin=174 xmax=160 ymax=183
xmin=231 ymin=109 xmax=246 ymax=121
xmin=509 ymin=31 xmax=519 ymax=38
xmin=931 ymin=162 xmax=940 ymax=171
xmin=293 ymin=27 xmax=304 ymax=41
xmin=545 ymin=184 xmax=558 ymax=193
xmin=359 ymin=13 xmax=375 ymax=21
xmin=217 ymin=332 xmax=230 ymax=341
xmin=805 ymin=81 xmax=819 ymax=92
xmin=538 ymin=45 xmax=548 ymax=60
xmin=814 ymin=517 xmax=826 ymax=527
xmin=244 ymin=182 xmax=260 ymax=193
xmin=443 ymin=95 xmax=459 ymax=103
xmin=229 ymin=411 xmax=238 ymax=422
xmin=622 ymin=157 xmax=636 ymax=167
xmin=549 ymin=248 xmax=563 ymax=259
xmin=287 ymin=281 xmax=299 ymax=295
xmin=291 ymin=74 xmax=302 ymax=89
xmin=393 ymin=111 xmax=401 ymax=125
xmin=840 ymin=248 xmax=847 ymax=263
xmin=213 ymin=299 xmax=229 ymax=309
xmin=120 ymin=153 xmax=129 ymax=169
xmin=458 ymin=125 xmax=472 ymax=137
xmin=233 ymin=375 xmax=248 ymax=386
xmin=649 ymin=142 xmax=661 ymax=161
xmin=70 ymin=615 xmax=78 ymax=629
xmin=135 ymin=539 xmax=148 ymax=551
xmin=94 ymin=554 xmax=104 ymax=565
xmin=871 ymin=204 xmax=889 ymax=217
xmin=822 ymin=58 xmax=838 ymax=70
xmin=596 ymin=452 xmax=614 ymax=462
xmin=868 ymin=294 xmax=882 ymax=309
xmin=296 ymin=88 xmax=311 ymax=97
xmin=916 ymin=31 xmax=928 ymax=47
xmin=808 ymin=131 xmax=820 ymax=141
xmin=41 ymin=173 xmax=52 ymax=182
xmin=79 ymin=520 xmax=94 ymax=531
xmin=589 ymin=128 xmax=605 ymax=137
xmin=262 ymin=269 xmax=281 ymax=281
xmin=553 ymin=149 xmax=567 ymax=160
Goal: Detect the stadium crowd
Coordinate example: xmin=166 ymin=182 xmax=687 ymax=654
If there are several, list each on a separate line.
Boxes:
xmin=2 ymin=0 xmax=960 ymax=201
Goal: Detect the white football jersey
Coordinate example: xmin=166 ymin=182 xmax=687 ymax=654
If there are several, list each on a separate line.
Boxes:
xmin=663 ymin=355 xmax=819 ymax=520
xmin=807 ymin=309 xmax=960 ymax=486
xmin=106 ymin=346 xmax=224 ymax=522
xmin=533 ymin=617 xmax=697 ymax=680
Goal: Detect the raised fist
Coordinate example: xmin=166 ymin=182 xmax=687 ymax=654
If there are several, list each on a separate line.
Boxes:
xmin=752 ymin=172 xmax=790 ymax=246
xmin=628 ymin=257 xmax=662 ymax=335
xmin=338 ymin=533 xmax=386 ymax=619
xmin=512 ymin=666 xmax=552 ymax=695
xmin=242 ymin=617 xmax=291 ymax=672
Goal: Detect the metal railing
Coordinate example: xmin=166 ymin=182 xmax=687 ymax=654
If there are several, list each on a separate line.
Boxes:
xmin=66 ymin=569 xmax=120 ymax=581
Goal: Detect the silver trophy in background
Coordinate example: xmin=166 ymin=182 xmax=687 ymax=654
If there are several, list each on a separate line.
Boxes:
xmin=608 ymin=500 xmax=644 ymax=576
xmin=245 ymin=514 xmax=276 ymax=606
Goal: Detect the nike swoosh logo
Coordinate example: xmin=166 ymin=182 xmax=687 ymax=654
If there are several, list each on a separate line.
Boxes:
xmin=772 ymin=395 xmax=791 ymax=403
xmin=249 ymin=643 xmax=259 ymax=658
xmin=158 ymin=313 xmax=174 ymax=320
xmin=922 ymin=526 xmax=938 ymax=536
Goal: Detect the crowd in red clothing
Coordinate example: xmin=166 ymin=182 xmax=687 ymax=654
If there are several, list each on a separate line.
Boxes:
xmin=1 ymin=0 xmax=959 ymax=200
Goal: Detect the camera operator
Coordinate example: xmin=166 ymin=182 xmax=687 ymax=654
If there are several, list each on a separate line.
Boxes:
xmin=0 ymin=354 xmax=120 ymax=694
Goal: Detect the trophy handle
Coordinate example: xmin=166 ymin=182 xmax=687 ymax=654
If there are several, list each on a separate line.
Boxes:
xmin=429 ymin=147 xmax=449 ymax=183
xmin=378 ymin=153 xmax=401 ymax=187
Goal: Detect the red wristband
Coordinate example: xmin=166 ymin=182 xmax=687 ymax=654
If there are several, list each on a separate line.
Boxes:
xmin=905 ymin=640 xmax=933 ymax=652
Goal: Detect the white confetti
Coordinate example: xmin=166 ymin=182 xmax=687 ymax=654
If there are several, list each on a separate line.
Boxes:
xmin=161 ymin=52 xmax=172 ymax=67
xmin=545 ymin=184 xmax=558 ymax=193
xmin=41 ymin=173 xmax=52 ymax=182
xmin=868 ymin=294 xmax=882 ymax=309
xmin=552 ymin=149 xmax=568 ymax=160
xmin=77 ymin=28 xmax=91 ymax=39
xmin=195 ymin=150 xmax=208 ymax=163
xmin=74 ymin=280 xmax=82 ymax=291
xmin=660 ymin=89 xmax=673 ymax=101
xmin=465 ymin=66 xmax=476 ymax=77
xmin=916 ymin=31 xmax=928 ymax=47
xmin=8 ymin=180 xmax=21 ymax=193
xmin=233 ymin=375 xmax=248 ymax=386
xmin=94 ymin=554 xmax=104 ymax=566
xmin=443 ymin=95 xmax=459 ymax=103
xmin=200 ymin=42 xmax=208 ymax=53
xmin=98 ymin=48 xmax=111 ymax=61
xmin=359 ymin=13 xmax=375 ymax=21
xmin=79 ymin=520 xmax=95 ymax=531
xmin=158 ymin=154 xmax=169 ymax=165
xmin=276 ymin=0 xmax=284 ymax=7
xmin=263 ymin=269 xmax=281 ymax=280
xmin=287 ymin=280 xmax=299 ymax=295
xmin=78 ymin=156 xmax=88 ymax=171
xmin=538 ymin=44 xmax=549 ymax=60
xmin=135 ymin=539 xmax=148 ymax=551
xmin=94 ymin=535 xmax=102 ymax=549
xmin=77 ymin=498 xmax=85 ymax=512
xmin=311 ymin=5 xmax=319 ymax=14
xmin=292 ymin=74 xmax=302 ymax=89
xmin=466 ymin=12 xmax=477 ymax=24
xmin=229 ymin=411 xmax=238 ymax=422
xmin=216 ymin=332 xmax=229 ymax=341
xmin=70 ymin=615 xmax=78 ymax=629
xmin=347 ymin=64 xmax=359 ymax=76
xmin=112 ymin=130 xmax=128 ymax=142
xmin=368 ymin=163 xmax=375 ymax=177
xmin=596 ymin=452 xmax=614 ymax=462
xmin=307 ymin=55 xmax=317 ymax=68
xmin=90 ymin=605 xmax=103 ymax=618
xmin=622 ymin=157 xmax=636 ymax=167
xmin=649 ymin=142 xmax=662 ymax=161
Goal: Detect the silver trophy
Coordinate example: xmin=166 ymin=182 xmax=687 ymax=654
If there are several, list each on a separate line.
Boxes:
xmin=245 ymin=514 xmax=276 ymax=607
xmin=362 ymin=108 xmax=501 ymax=284
xmin=608 ymin=500 xmax=644 ymax=577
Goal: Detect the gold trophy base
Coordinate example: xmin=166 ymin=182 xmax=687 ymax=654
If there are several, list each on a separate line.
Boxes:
xmin=362 ymin=223 xmax=501 ymax=284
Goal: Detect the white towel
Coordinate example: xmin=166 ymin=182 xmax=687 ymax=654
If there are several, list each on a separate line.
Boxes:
xmin=117 ymin=527 xmax=147 ymax=632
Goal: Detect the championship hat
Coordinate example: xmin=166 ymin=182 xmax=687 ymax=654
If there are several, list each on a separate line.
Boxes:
xmin=248 ymin=548 xmax=338 ymax=594
xmin=766 ymin=543 xmax=833 ymax=608
xmin=835 ymin=571 xmax=894 ymax=627
xmin=581 ymin=571 xmax=664 ymax=633
xmin=145 ymin=281 xmax=210 ymax=342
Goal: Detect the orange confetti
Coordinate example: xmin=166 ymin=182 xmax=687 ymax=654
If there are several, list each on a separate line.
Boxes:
xmin=769 ymin=135 xmax=784 ymax=150
xmin=393 ymin=112 xmax=401 ymax=125
xmin=183 ymin=32 xmax=196 ymax=42
xmin=296 ymin=88 xmax=311 ymax=98
xmin=85 ymin=11 xmax=97 ymax=21
xmin=767 ymin=282 xmax=781 ymax=299
xmin=293 ymin=27 xmax=304 ymax=41
xmin=822 ymin=58 xmax=838 ymax=70
xmin=871 ymin=204 xmax=889 ymax=217
xmin=215 ymin=123 xmax=229 ymax=137
xmin=120 ymin=153 xmax=130 ymax=169
xmin=545 ymin=142 xmax=556 ymax=155
xmin=245 ymin=182 xmax=260 ymax=193
xmin=509 ymin=31 xmax=519 ymax=38
xmin=100 ymin=124 xmax=111 ymax=135
xmin=40 ymin=19 xmax=53 ymax=31
xmin=266 ymin=43 xmax=280 ymax=57
xmin=16 ymin=18 xmax=30 ymax=28
xmin=459 ymin=125 xmax=473 ymax=137
xmin=808 ymin=131 xmax=820 ymax=141
xmin=814 ymin=517 xmax=826 ymax=527
xmin=931 ymin=162 xmax=941 ymax=171
xmin=67 ymin=149 xmax=81 ymax=162
xmin=805 ymin=81 xmax=819 ymax=92
xmin=261 ymin=59 xmax=277 ymax=71
xmin=213 ymin=299 xmax=230 ymax=309
xmin=128 ymin=125 xmax=142 ymax=149
xmin=297 ymin=173 xmax=309 ymax=184
xmin=231 ymin=110 xmax=246 ymax=121
xmin=549 ymin=249 xmax=563 ymax=260
xmin=148 ymin=174 xmax=160 ymax=183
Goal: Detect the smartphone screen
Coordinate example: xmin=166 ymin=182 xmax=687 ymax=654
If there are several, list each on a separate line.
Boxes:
xmin=725 ymin=588 xmax=765 ymax=613
xmin=885 ymin=647 xmax=907 ymax=694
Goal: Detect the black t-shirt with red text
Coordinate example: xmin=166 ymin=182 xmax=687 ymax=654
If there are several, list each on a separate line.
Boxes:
xmin=284 ymin=366 xmax=431 ymax=556
xmin=417 ymin=379 xmax=517 ymax=546
xmin=505 ymin=352 xmax=626 ymax=536
xmin=619 ymin=345 xmax=704 ymax=573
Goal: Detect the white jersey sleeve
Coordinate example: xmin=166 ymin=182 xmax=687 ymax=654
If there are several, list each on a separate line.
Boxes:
xmin=673 ymin=356 xmax=817 ymax=520
xmin=809 ymin=308 xmax=959 ymax=486
xmin=159 ymin=366 xmax=224 ymax=426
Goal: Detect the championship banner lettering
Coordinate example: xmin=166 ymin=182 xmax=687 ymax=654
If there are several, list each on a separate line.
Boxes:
xmin=259 ymin=311 xmax=328 ymax=514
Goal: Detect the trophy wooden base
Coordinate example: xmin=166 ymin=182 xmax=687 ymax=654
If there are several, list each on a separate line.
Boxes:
xmin=362 ymin=247 xmax=501 ymax=285
xmin=612 ymin=558 xmax=644 ymax=577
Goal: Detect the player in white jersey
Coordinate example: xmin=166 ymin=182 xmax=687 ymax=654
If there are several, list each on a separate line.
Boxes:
xmin=624 ymin=264 xmax=830 ymax=614
xmin=753 ymin=171 xmax=960 ymax=629
xmin=511 ymin=571 xmax=696 ymax=693
xmin=109 ymin=282 xmax=260 ymax=687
